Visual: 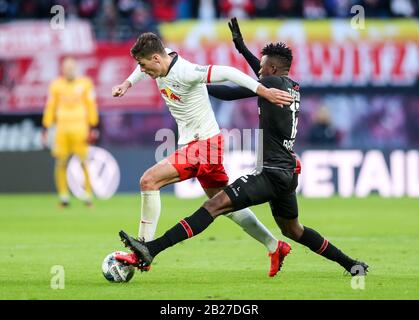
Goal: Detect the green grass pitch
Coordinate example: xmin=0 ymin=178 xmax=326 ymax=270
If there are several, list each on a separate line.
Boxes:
xmin=0 ymin=194 xmax=418 ymax=300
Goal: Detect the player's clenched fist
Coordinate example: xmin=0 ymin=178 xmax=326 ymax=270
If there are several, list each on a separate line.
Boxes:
xmin=112 ymin=80 xmax=132 ymax=97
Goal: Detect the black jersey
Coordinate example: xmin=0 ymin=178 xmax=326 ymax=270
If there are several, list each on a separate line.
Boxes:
xmin=257 ymin=75 xmax=300 ymax=170
xmin=207 ymin=75 xmax=300 ymax=171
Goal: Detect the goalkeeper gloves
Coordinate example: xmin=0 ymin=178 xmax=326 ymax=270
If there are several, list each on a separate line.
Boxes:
xmin=228 ymin=17 xmax=246 ymax=54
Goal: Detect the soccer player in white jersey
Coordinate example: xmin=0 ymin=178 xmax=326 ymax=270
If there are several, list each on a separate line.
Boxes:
xmin=112 ymin=32 xmax=294 ymax=277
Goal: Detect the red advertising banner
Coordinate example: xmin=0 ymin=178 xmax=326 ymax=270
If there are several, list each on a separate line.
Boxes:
xmin=0 ymin=20 xmax=417 ymax=113
xmin=159 ymin=41 xmax=418 ymax=87
xmin=0 ymin=41 xmax=163 ymax=112
xmin=160 ymin=19 xmax=418 ymax=87
xmin=0 ymin=21 xmax=95 ymax=58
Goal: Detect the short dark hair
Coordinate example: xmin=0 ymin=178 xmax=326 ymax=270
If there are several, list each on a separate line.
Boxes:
xmin=261 ymin=42 xmax=293 ymax=71
xmin=130 ymin=32 xmax=166 ymax=60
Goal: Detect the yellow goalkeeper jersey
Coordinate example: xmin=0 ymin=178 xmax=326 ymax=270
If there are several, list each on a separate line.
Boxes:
xmin=42 ymin=76 xmax=98 ymax=135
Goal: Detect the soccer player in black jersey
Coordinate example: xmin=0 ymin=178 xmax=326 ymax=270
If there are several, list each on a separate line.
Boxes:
xmin=119 ymin=18 xmax=368 ymax=277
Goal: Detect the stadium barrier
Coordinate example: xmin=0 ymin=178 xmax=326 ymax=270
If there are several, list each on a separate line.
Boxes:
xmin=1 ymin=147 xmax=417 ymax=198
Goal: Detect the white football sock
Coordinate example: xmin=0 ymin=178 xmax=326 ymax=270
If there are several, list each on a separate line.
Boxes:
xmin=225 ymin=208 xmax=278 ymax=253
xmin=138 ymin=190 xmax=161 ymax=241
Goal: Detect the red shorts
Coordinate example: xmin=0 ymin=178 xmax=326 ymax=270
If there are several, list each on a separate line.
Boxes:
xmin=168 ymin=133 xmax=229 ymax=189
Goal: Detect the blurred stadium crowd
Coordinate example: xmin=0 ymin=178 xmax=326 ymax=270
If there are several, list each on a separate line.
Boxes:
xmin=0 ymin=0 xmax=417 ymax=197
xmin=0 ymin=0 xmax=417 ymax=40
xmin=0 ymin=0 xmax=417 ymax=152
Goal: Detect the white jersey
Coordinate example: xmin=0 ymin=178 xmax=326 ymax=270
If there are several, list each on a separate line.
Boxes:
xmin=156 ymin=53 xmax=220 ymax=144
xmin=127 ymin=48 xmax=261 ymax=145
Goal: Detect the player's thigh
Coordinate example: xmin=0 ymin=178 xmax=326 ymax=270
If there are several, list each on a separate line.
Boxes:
xmin=52 ymin=133 xmax=70 ymax=159
xmin=141 ymin=159 xmax=181 ymax=189
xmin=269 ymin=192 xmax=299 ymax=220
xmin=198 ymin=163 xmax=229 ymax=190
xmin=72 ymin=142 xmax=89 ymax=161
xmin=66 ymin=132 xmax=88 ymax=160
xmin=224 ymin=171 xmax=275 ymax=212
xmin=54 ymin=155 xmax=69 ymax=168
xmin=166 ymin=146 xmax=199 ymax=182
xmin=203 ymin=186 xmax=224 ymax=199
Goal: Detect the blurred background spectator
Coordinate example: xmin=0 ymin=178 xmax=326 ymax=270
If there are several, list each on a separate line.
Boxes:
xmin=0 ymin=1 xmax=416 ymax=40
xmin=308 ymin=106 xmax=340 ymax=146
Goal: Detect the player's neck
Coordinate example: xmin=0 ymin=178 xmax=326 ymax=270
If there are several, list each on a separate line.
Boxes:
xmin=161 ymin=54 xmax=174 ymax=77
xmin=274 ymin=70 xmax=288 ymax=77
xmin=279 ymin=68 xmax=289 ymax=77
xmin=63 ymin=76 xmax=76 ymax=82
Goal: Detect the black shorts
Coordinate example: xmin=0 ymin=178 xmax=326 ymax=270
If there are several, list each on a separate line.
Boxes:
xmin=224 ymin=168 xmax=299 ymax=220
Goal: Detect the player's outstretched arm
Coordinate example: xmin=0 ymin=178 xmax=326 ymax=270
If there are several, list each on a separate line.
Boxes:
xmin=209 ymin=65 xmax=293 ymax=106
xmin=41 ymin=82 xmax=57 ymax=148
xmin=112 ymin=65 xmax=146 ymax=97
xmin=207 ymin=84 xmax=256 ymax=101
xmin=228 ymin=17 xmax=260 ymax=77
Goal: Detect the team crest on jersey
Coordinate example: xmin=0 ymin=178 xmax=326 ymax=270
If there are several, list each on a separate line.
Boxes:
xmin=160 ymin=88 xmax=182 ymax=102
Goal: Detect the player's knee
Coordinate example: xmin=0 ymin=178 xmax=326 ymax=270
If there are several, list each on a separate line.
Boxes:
xmin=139 ymin=172 xmax=158 ymax=191
xmin=55 ymin=158 xmax=67 ymax=168
xmin=79 ymin=160 xmax=88 ymax=168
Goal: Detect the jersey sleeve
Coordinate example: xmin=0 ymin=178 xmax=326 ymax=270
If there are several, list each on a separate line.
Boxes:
xmin=83 ymin=78 xmax=99 ymax=127
xmin=126 ymin=65 xmax=147 ymax=85
xmin=181 ymin=62 xmax=260 ymax=93
xmin=236 ymin=43 xmax=261 ymax=77
xmin=177 ymin=62 xmax=212 ymax=85
xmin=209 ymin=65 xmax=260 ymax=92
xmin=42 ymin=81 xmax=57 ymax=128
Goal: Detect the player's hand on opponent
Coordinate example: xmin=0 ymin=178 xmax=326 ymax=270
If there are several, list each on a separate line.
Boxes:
xmin=112 ymin=80 xmax=132 ymax=97
xmin=256 ymin=86 xmax=294 ymax=107
xmin=228 ymin=17 xmax=244 ymax=53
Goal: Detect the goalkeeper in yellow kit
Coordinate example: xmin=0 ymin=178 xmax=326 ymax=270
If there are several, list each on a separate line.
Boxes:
xmin=42 ymin=57 xmax=99 ymax=207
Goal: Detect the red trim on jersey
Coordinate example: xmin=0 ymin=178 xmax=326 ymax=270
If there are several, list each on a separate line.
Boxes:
xmin=207 ymin=65 xmax=213 ymax=83
xmin=180 ymin=220 xmax=193 ymax=238
xmin=316 ymin=239 xmax=329 ymax=255
xmin=294 ymin=158 xmax=301 ymax=174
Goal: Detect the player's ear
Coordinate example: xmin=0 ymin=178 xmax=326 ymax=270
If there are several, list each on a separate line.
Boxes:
xmin=151 ymin=54 xmax=160 ymax=63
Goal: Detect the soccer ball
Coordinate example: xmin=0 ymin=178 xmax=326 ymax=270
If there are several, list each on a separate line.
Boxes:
xmin=102 ymin=251 xmax=135 ymax=283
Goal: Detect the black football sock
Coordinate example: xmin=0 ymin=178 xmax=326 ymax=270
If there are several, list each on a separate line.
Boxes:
xmin=146 ymin=207 xmax=214 ymax=257
xmin=297 ymin=226 xmax=356 ymax=271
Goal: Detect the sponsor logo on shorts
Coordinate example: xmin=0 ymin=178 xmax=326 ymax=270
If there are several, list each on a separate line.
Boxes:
xmin=229 ymin=185 xmax=239 ymax=197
